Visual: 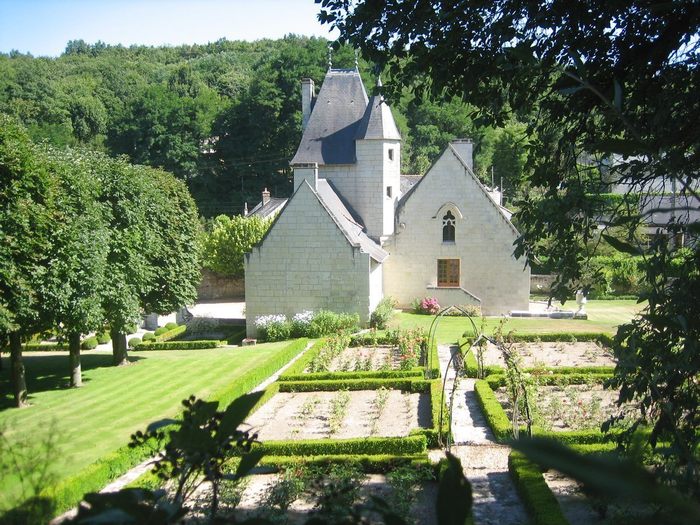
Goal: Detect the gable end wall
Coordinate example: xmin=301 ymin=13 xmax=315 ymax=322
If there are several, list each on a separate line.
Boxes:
xmin=244 ymin=182 xmax=372 ymax=337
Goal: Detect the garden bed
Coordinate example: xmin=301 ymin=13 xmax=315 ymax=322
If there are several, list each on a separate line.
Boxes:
xmin=308 ymin=345 xmax=406 ymax=372
xmin=243 ymin=389 xmax=432 ymax=441
xmin=494 ymin=383 xmax=624 ymax=432
xmin=480 ymin=341 xmax=615 ymax=369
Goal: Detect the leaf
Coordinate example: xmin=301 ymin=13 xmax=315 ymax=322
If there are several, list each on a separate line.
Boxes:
xmin=511 ymin=437 xmax=700 ymax=524
xmin=595 ymin=138 xmax=641 ymax=156
xmin=613 ymin=78 xmax=623 ymax=111
xmin=234 ymin=450 xmax=264 ymax=479
xmin=436 ymin=452 xmax=473 ymax=525
xmin=601 ymin=233 xmax=642 ymax=255
xmin=220 ymin=391 xmax=265 ymax=436
xmin=146 ymin=418 xmax=179 ymax=433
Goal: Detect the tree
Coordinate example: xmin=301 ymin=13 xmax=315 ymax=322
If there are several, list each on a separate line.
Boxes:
xmin=201 ymin=215 xmax=272 ymax=277
xmin=319 ymin=0 xmax=700 ymax=495
xmin=0 ymin=115 xmax=57 ymax=406
xmin=38 ymin=146 xmax=108 ymax=387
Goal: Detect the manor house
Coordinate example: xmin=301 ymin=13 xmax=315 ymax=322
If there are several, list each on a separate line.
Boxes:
xmin=244 ymin=68 xmax=529 ymax=336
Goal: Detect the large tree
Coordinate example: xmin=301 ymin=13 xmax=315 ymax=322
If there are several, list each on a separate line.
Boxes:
xmin=319 ymin=0 xmax=700 ymax=494
xmin=0 ymin=115 xmax=57 ymax=406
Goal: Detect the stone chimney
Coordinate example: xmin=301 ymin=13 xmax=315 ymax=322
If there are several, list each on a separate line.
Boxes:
xmin=262 ymin=188 xmax=271 ymax=206
xmin=451 ymin=139 xmax=474 ymax=171
xmin=293 ymin=163 xmax=318 ymax=191
xmin=301 ymin=78 xmax=315 ymax=130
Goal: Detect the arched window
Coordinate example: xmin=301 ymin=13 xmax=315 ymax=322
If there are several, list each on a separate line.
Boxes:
xmin=442 ymin=210 xmax=456 ymax=242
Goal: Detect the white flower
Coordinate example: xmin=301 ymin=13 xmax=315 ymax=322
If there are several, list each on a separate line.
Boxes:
xmin=292 ymin=310 xmax=314 ymax=324
xmin=255 ymin=314 xmax=287 ymax=327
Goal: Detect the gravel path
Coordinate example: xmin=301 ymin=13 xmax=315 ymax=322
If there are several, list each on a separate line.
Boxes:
xmin=437 ymin=344 xmax=528 ymax=525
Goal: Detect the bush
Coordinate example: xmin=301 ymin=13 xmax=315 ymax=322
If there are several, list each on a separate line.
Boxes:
xmin=141 ymin=332 xmax=155 ymax=342
xmin=127 ymin=337 xmax=142 ymax=349
xmin=164 ymin=322 xmax=178 ymax=331
xmin=135 ymin=340 xmax=223 ymax=351
xmin=370 ymin=297 xmax=397 ymax=329
xmin=413 ymin=297 xmax=440 ymax=315
xmin=308 ymin=310 xmax=359 ymax=337
xmin=443 ymin=304 xmax=482 ymax=317
xmin=154 ymin=325 xmax=186 ymax=342
xmin=250 ymin=435 xmax=427 ymax=457
xmin=201 ymin=214 xmax=272 ymax=277
xmin=509 ymin=451 xmax=569 ymax=525
xmin=279 ymin=378 xmax=431 ymax=392
xmin=80 ymin=336 xmax=98 ymax=350
xmin=255 ymin=314 xmax=292 ymax=342
xmin=96 ymin=331 xmax=111 ymax=345
xmin=125 ymin=323 xmax=138 ymax=334
xmin=153 ymin=327 xmax=168 ymax=336
xmin=290 ymin=310 xmax=314 ymax=338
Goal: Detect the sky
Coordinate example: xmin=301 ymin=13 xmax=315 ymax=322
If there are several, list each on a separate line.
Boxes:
xmin=0 ymin=0 xmax=339 ymax=57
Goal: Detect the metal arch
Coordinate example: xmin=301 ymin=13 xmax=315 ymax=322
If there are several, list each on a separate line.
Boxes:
xmin=428 ymin=305 xmax=479 ymax=449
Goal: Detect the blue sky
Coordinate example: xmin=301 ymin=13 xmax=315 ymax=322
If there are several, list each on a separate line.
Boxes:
xmin=0 ymin=0 xmax=338 ymax=56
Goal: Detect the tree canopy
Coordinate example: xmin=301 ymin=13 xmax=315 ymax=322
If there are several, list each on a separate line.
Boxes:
xmin=319 ymin=0 xmax=700 ymax=496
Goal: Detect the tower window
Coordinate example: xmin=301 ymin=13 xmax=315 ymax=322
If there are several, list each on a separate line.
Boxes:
xmin=388 ymin=148 xmax=394 ymax=161
xmin=442 ymin=210 xmax=456 ymax=242
xmin=386 ymin=186 xmax=393 ymax=198
xmin=438 ymin=259 xmax=460 ymax=287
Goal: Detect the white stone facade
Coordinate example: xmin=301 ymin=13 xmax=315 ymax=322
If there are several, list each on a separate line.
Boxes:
xmin=245 ymin=181 xmax=373 ymax=337
xmin=383 ymin=146 xmax=530 ymax=314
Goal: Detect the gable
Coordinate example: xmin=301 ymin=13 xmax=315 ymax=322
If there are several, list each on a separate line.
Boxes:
xmin=397 ymin=145 xmax=520 ymax=238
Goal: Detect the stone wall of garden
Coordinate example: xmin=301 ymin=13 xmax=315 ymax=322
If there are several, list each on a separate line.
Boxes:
xmin=196 ymin=269 xmax=244 ymax=301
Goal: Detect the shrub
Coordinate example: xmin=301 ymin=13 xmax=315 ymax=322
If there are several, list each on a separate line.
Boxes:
xmin=125 ymin=323 xmax=138 ymax=334
xmin=308 ymin=310 xmax=359 ymax=337
xmin=509 ymin=451 xmax=569 ymax=525
xmin=153 ymin=327 xmax=168 ymax=336
xmin=370 ymin=297 xmax=397 ymax=329
xmin=444 ymin=304 xmax=482 ymax=317
xmin=255 ymin=314 xmax=292 ymax=342
xmin=291 ymin=310 xmax=314 ymax=337
xmin=96 ymin=331 xmax=111 ymax=345
xmin=135 ymin=340 xmax=223 ymax=351
xmin=141 ymin=332 xmax=155 ymax=342
xmin=127 ymin=337 xmax=142 ymax=349
xmin=164 ymin=322 xmax=178 ymax=331
xmin=80 ymin=336 xmax=98 ymax=350
xmin=201 ymin=214 xmax=272 ymax=277
xmin=414 ymin=297 xmax=440 ymax=315
xmin=154 ymin=325 xmax=186 ymax=342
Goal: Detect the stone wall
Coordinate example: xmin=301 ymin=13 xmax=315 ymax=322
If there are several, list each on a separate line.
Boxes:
xmin=244 ymin=181 xmax=372 ymax=338
xmin=196 ymin=269 xmax=245 ymax=301
xmin=383 ymin=145 xmax=530 ymax=315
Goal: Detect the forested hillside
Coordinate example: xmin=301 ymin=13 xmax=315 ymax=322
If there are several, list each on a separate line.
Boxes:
xmin=0 ymin=35 xmax=530 ymax=215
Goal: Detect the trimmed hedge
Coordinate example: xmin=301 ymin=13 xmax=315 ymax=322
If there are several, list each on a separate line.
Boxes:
xmin=258 ymin=453 xmax=432 ymax=473
xmin=35 ymin=338 xmax=310 ymax=518
xmin=278 ymin=378 xmax=432 ymax=393
xmin=154 ymin=324 xmax=186 ymax=342
xmin=413 ymin=378 xmax=451 ymax=448
xmin=134 ymin=340 xmax=224 ymax=351
xmin=280 ymin=369 xmax=423 ymax=382
xmin=96 ymin=331 xmax=111 ymax=344
xmin=476 ymin=376 xmax=619 ymax=445
xmin=21 ymin=342 xmax=69 ymax=352
xmin=250 ymin=434 xmax=427 ymax=456
xmin=278 ymin=338 xmax=327 ymax=378
xmin=485 ymin=373 xmax=612 ymax=390
xmin=509 ymin=451 xmax=569 ymax=525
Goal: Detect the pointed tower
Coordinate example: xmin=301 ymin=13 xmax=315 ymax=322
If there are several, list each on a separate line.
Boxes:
xmin=354 ymin=78 xmax=402 ymax=242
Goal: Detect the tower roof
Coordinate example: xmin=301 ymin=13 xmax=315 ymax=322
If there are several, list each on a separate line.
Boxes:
xmin=355 ymin=94 xmax=401 ymax=140
xmin=290 ymin=69 xmax=369 ymax=166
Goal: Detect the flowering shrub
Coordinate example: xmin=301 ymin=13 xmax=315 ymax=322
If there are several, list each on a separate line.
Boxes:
xmin=414 ymin=297 xmax=440 ymax=315
xmin=397 ymin=328 xmax=424 ymax=370
xmin=255 ymin=314 xmax=291 ymax=342
xmin=291 ymin=310 xmax=314 ymax=337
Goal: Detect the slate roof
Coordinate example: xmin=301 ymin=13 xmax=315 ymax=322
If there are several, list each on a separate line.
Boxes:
xmin=315 ymin=179 xmax=389 ymax=263
xmin=248 ymin=197 xmax=287 ymax=219
xmin=355 ymin=95 xmax=401 ymax=140
xmin=400 ymin=175 xmax=422 ymax=194
xmin=290 ymin=69 xmax=369 ymax=166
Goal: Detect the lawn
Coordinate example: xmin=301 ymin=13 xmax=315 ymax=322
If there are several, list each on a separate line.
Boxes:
xmin=389 ymin=300 xmax=645 ymax=344
xmin=0 ymin=342 xmax=289 ymax=512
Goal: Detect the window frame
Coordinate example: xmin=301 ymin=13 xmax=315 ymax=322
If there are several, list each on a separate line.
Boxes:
xmin=442 ymin=210 xmax=456 ymax=243
xmin=437 ymin=258 xmax=460 ymax=287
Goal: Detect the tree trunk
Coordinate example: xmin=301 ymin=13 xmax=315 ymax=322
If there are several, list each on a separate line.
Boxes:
xmin=111 ymin=328 xmax=129 ymax=366
xmin=10 ymin=332 xmax=28 ymax=407
xmin=69 ymin=332 xmax=82 ymax=387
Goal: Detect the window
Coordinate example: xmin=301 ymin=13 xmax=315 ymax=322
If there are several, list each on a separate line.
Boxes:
xmin=437 ymin=259 xmax=460 ymax=287
xmin=386 ymin=186 xmax=393 ymax=198
xmin=388 ymin=148 xmax=394 ymax=161
xmin=442 ymin=210 xmax=456 ymax=242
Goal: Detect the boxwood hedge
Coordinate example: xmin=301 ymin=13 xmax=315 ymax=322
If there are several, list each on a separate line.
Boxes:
xmin=509 ymin=451 xmax=569 ymax=525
